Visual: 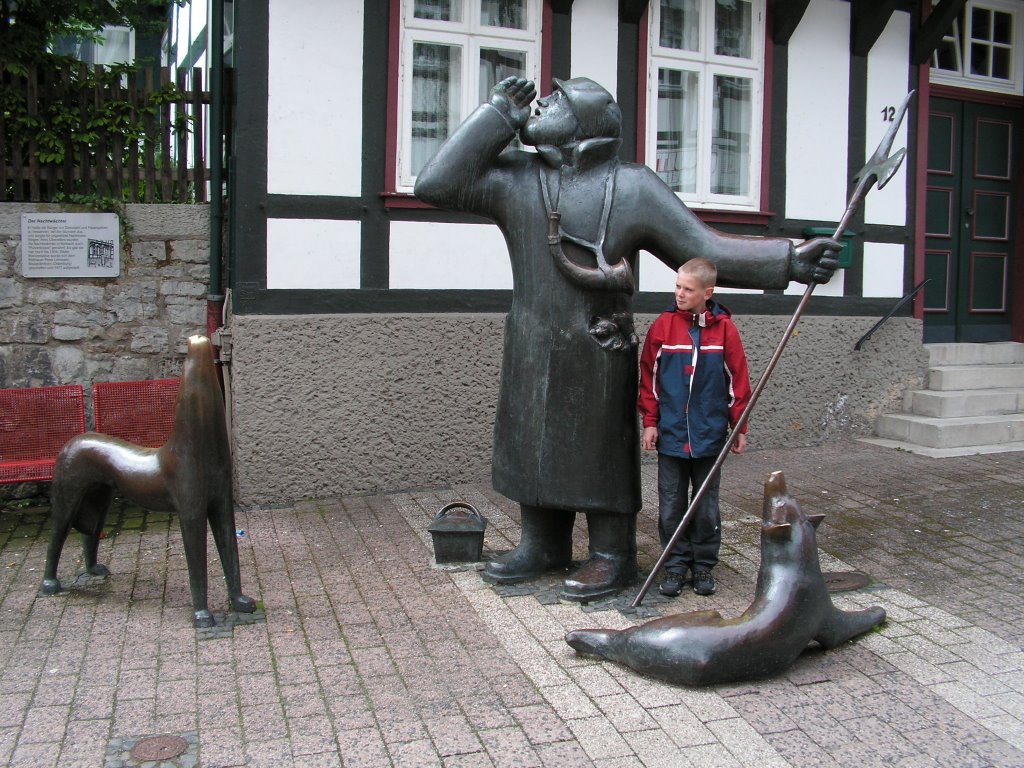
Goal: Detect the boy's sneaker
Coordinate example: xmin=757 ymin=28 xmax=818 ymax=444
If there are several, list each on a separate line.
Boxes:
xmin=692 ymin=570 xmax=716 ymax=596
xmin=659 ymin=571 xmax=687 ymax=597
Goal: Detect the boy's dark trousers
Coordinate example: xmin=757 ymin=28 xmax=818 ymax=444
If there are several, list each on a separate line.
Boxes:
xmin=657 ymin=452 xmax=721 ymax=574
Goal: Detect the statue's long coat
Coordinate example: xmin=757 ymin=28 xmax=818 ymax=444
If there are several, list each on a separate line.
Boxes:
xmin=415 ymin=104 xmax=793 ymax=515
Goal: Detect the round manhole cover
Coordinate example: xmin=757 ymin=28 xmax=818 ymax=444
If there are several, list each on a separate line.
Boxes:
xmin=824 ymin=571 xmax=871 ymax=592
xmin=130 ymin=734 xmax=189 ymax=762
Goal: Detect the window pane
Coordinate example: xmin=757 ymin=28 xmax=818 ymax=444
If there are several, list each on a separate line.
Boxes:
xmin=993 ymin=11 xmax=1011 ymax=44
xmin=411 ymin=43 xmax=463 ymax=176
xmin=931 ymin=14 xmax=963 ymax=73
xmin=478 ymin=48 xmax=526 ymax=101
xmin=481 ymin=0 xmax=526 ymax=29
xmin=992 ymin=46 xmax=1010 ymax=79
xmin=969 ymin=41 xmax=990 ymax=75
xmin=715 ymin=0 xmax=751 ymax=58
xmin=95 ymin=28 xmax=131 ymax=65
xmin=660 ymin=0 xmax=700 ymax=52
xmin=971 ymin=7 xmax=991 ymax=40
xmin=415 ymin=0 xmax=463 ymax=22
xmin=656 ymin=68 xmax=699 ymax=193
xmin=710 ymin=75 xmax=751 ymax=196
xmin=933 ymin=38 xmax=961 ymax=73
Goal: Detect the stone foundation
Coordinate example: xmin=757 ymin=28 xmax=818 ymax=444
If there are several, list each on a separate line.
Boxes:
xmin=229 ymin=313 xmax=927 ymax=506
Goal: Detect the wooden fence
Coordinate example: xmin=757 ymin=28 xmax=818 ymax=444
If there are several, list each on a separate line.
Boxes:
xmin=1 ymin=63 xmax=228 ymax=204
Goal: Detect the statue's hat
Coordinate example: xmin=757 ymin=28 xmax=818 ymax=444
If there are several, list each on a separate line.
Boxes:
xmin=552 ymin=77 xmax=621 ymax=139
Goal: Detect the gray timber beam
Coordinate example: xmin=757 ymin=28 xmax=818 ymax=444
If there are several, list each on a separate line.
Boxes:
xmin=912 ymin=0 xmax=966 ymax=64
xmin=619 ymin=0 xmax=649 ymax=24
xmin=851 ymin=0 xmax=901 ymax=56
xmin=771 ymin=0 xmax=812 ymax=45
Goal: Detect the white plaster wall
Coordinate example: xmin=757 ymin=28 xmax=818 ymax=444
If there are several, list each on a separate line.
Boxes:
xmin=862 ymin=242 xmax=906 ymax=298
xmin=783 ymin=272 xmax=844 ymax=296
xmin=638 ymin=251 xmax=762 ymax=294
xmin=639 ymin=250 xmax=677 ymax=293
xmin=570 ymin=0 xmax=619 ymax=98
xmin=865 ymin=11 xmax=912 ymax=226
xmin=390 ymin=222 xmax=513 ymax=289
xmin=785 ymin=0 xmax=850 ymax=222
xmin=266 ymin=218 xmax=361 ymax=289
xmin=267 ymin=0 xmax=363 ymax=196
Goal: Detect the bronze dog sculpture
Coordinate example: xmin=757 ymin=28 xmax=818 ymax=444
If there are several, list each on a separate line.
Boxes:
xmin=565 ymin=471 xmax=885 ymax=685
xmin=40 ymin=335 xmax=257 ymax=628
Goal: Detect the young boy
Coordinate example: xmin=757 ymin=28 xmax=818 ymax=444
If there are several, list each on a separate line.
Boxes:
xmin=637 ymin=258 xmax=752 ymax=597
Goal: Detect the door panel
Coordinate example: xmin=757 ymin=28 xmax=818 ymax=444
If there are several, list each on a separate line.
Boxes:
xmin=924 ymin=98 xmax=1016 ymax=342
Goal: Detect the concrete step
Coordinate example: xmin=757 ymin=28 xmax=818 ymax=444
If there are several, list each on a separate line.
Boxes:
xmin=858 ymin=436 xmax=1024 ymax=458
xmin=926 ymin=341 xmax=1024 ymax=366
xmin=905 ymin=388 xmax=1024 ymax=418
xmin=875 ymin=412 xmax=1024 ymax=449
xmin=927 ymin=364 xmax=1024 ymax=391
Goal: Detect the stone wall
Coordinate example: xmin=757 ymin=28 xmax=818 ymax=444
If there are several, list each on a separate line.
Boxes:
xmin=229 ymin=313 xmax=927 ymax=506
xmin=0 ymin=203 xmax=211 ymax=420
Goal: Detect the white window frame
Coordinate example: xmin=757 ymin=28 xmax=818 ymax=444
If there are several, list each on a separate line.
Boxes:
xmin=397 ymin=0 xmax=542 ymax=192
xmin=646 ymin=0 xmax=766 ymax=211
xmin=930 ymin=0 xmax=1024 ymax=96
xmin=53 ymin=25 xmax=136 ymax=66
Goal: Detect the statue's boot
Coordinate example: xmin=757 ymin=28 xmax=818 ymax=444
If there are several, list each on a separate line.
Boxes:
xmin=482 ymin=505 xmax=575 ymax=584
xmin=561 ymin=512 xmax=637 ymax=602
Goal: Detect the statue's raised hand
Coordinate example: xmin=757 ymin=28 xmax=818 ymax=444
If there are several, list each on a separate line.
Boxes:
xmin=490 ymin=76 xmax=536 ymax=130
xmin=791 ymin=236 xmax=841 ymax=285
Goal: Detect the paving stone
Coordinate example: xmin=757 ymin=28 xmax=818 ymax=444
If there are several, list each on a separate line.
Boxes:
xmin=592 ymin=693 xmax=659 ymax=733
xmin=388 ymin=737 xmax=443 ymax=767
xmin=335 ymin=727 xmax=391 ymax=768
xmin=565 ymin=717 xmax=634 ymax=761
xmin=477 ymin=726 xmax=543 ymax=768
xmin=534 ymin=739 xmax=595 ymax=767
xmin=423 ymin=712 xmax=484 ymax=757
xmin=708 ymin=716 xmax=789 ymax=766
xmin=764 ymin=729 xmax=843 ymax=768
xmin=442 ymin=751 xmax=498 ymax=768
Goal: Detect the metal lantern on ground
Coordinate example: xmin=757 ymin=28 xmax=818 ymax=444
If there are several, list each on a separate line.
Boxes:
xmin=428 ymin=502 xmax=488 ymax=564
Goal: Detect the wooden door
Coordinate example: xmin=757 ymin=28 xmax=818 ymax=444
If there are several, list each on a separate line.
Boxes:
xmin=924 ymin=97 xmax=1016 ymax=342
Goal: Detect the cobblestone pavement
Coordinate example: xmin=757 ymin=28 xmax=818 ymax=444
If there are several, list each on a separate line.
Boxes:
xmin=0 ymin=440 xmax=1021 ymax=767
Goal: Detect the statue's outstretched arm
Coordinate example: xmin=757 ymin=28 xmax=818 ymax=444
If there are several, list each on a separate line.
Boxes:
xmin=620 ymin=166 xmax=840 ymax=288
xmin=621 ymin=166 xmax=792 ymax=290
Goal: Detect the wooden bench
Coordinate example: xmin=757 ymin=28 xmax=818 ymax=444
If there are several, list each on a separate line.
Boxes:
xmin=0 ymin=385 xmax=86 ymax=484
xmin=93 ymin=379 xmax=180 ymax=448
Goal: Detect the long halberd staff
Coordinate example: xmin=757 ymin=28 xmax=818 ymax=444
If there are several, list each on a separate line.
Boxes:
xmin=632 ymin=91 xmax=915 ymax=608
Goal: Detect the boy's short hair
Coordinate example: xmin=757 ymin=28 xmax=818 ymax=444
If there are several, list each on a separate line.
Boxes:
xmin=678 ymin=258 xmax=717 ymax=289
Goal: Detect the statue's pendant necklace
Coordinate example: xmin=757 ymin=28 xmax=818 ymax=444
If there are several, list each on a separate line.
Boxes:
xmin=540 ymin=161 xmax=634 ymax=294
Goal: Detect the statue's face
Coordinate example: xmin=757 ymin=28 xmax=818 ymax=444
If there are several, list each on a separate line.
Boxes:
xmin=520 ymin=88 xmax=580 ymax=147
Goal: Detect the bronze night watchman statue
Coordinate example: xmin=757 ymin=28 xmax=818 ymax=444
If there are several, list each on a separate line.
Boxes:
xmin=415 ymin=76 xmax=839 ymax=601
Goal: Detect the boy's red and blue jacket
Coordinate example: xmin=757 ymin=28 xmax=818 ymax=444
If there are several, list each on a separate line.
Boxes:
xmin=638 ymin=300 xmax=752 ymax=459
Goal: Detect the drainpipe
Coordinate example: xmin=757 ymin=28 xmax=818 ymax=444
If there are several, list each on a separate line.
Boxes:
xmin=207 ymin=0 xmax=225 ymax=342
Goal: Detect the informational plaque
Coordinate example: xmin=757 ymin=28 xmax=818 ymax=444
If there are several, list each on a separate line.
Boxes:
xmin=20 ymin=212 xmax=120 ymax=278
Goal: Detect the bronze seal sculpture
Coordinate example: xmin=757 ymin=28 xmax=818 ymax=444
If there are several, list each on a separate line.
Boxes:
xmin=39 ymin=335 xmax=257 ymax=628
xmin=565 ymin=471 xmax=885 ymax=685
